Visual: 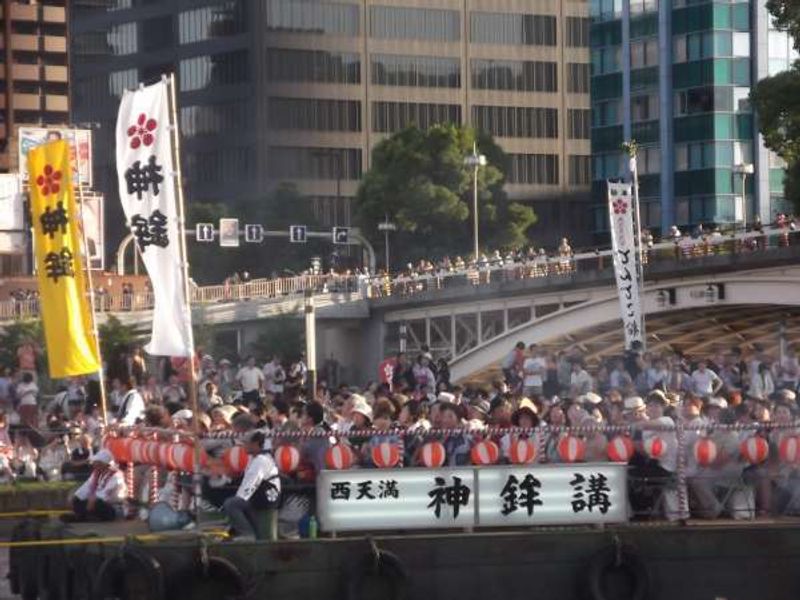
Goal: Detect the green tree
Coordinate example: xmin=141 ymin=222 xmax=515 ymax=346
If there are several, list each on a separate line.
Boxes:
xmin=247 ymin=315 xmax=304 ymax=362
xmin=0 ymin=320 xmax=45 ymax=374
xmin=98 ymin=316 xmax=140 ymax=361
xmin=752 ymin=2 xmax=800 ymax=210
xmin=355 ymin=124 xmax=536 ymax=266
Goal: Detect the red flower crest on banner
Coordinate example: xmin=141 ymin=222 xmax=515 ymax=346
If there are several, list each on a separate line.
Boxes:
xmin=612 ymin=198 xmax=628 ymax=215
xmin=36 ymin=165 xmax=62 ymax=196
xmin=127 ymin=113 xmax=158 ymax=149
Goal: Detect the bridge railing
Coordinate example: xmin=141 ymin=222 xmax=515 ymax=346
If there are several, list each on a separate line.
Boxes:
xmin=0 ymin=227 xmax=796 ymax=322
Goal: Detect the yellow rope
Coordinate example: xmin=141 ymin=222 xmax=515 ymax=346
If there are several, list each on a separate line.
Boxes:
xmin=0 ymin=531 xmax=230 ymax=548
xmin=0 ymin=510 xmax=70 ymax=518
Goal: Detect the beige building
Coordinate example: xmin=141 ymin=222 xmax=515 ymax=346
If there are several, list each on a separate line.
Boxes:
xmin=255 ymin=0 xmax=591 ymax=240
xmin=1 ymin=0 xmax=69 ymax=173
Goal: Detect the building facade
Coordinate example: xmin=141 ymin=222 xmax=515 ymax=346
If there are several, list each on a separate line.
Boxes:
xmin=71 ymin=0 xmax=591 ymax=251
xmin=0 ymin=0 xmax=69 ymax=275
xmin=590 ymin=0 xmax=794 ymax=234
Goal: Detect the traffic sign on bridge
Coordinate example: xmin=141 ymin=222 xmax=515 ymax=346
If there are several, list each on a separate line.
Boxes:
xmin=245 ymin=224 xmax=264 ymax=243
xmin=195 ymin=223 xmax=214 ymax=243
xmin=333 ymin=227 xmax=349 ymax=245
xmin=290 ymin=225 xmax=307 ymax=243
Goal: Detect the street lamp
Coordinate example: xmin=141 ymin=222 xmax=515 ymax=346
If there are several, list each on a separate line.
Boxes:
xmin=378 ymin=215 xmax=397 ymax=273
xmin=733 ymin=163 xmax=754 ymax=232
xmin=464 ymin=143 xmax=487 ymax=262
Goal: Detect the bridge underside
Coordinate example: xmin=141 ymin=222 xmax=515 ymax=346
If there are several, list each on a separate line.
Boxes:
xmin=462 ymin=304 xmax=800 ymax=385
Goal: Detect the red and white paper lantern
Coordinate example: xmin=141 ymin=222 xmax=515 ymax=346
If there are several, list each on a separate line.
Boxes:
xmin=643 ymin=436 xmax=666 ymax=460
xmin=223 ymin=446 xmax=251 ymax=473
xmin=779 ymin=436 xmax=800 ymax=464
xmin=607 ymin=436 xmax=635 ymax=463
xmin=275 ymin=445 xmax=301 ymax=473
xmin=371 ymin=442 xmax=401 ymax=468
xmin=740 ymin=436 xmax=769 ymax=465
xmin=693 ymin=438 xmax=718 ymax=467
xmin=419 ymin=442 xmax=446 ymax=468
xmin=507 ymin=437 xmax=537 ymax=465
xmin=470 ymin=440 xmax=500 ymax=465
xmin=557 ymin=436 xmax=586 ymax=463
xmin=325 ymin=443 xmax=356 ymax=470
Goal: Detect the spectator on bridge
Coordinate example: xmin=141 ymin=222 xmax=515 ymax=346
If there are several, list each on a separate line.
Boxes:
xmin=750 ymin=363 xmax=776 ymax=400
xmin=690 ymin=360 xmax=723 ymax=398
xmin=569 ymin=360 xmax=594 ymax=397
xmin=236 ymin=357 xmax=264 ymax=408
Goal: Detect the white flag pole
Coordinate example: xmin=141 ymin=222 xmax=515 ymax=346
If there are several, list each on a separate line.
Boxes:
xmin=626 ymin=142 xmax=647 ymax=351
xmin=165 ymin=73 xmax=202 ymax=513
xmin=73 ymin=128 xmax=109 ymax=425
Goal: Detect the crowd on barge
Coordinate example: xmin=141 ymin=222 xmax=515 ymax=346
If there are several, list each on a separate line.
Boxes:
xmin=0 ymin=332 xmax=799 ymax=534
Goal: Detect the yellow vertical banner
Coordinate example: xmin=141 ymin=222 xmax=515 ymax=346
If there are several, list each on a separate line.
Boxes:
xmin=28 ymin=140 xmax=100 ymax=379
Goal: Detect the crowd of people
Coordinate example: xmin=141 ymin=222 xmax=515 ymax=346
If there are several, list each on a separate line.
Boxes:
xmin=0 ymin=331 xmax=799 ymax=536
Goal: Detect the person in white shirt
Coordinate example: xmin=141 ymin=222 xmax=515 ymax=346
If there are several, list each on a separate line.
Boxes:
xmin=116 ymin=378 xmax=145 ymax=426
xmin=16 ymin=372 xmax=39 ymax=428
xmin=750 ymin=362 xmax=775 ymax=400
xmin=69 ymin=450 xmax=127 ymax=521
xmin=689 ymin=361 xmax=722 ymax=397
xmin=779 ymin=347 xmax=799 ymax=391
xmin=522 ymin=344 xmax=547 ymax=397
xmin=262 ymin=356 xmax=286 ymax=394
xmin=236 ymin=357 xmax=264 ymax=406
xmin=222 ymin=431 xmax=281 ymax=541
xmin=569 ymin=361 xmax=594 ymax=396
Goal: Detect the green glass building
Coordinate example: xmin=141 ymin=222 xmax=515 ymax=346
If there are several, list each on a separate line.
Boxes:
xmin=590 ymin=0 xmax=795 ymax=233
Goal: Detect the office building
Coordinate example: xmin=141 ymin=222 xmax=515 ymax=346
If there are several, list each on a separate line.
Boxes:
xmin=590 ymin=0 xmax=794 ymax=233
xmin=71 ymin=0 xmax=591 ymax=247
xmin=0 ymin=0 xmax=68 ymax=276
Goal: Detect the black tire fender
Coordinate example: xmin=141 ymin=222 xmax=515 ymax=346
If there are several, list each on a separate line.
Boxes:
xmin=91 ymin=545 xmax=165 ymax=600
xmin=343 ymin=548 xmax=407 ymax=600
xmin=586 ymin=544 xmax=649 ymax=600
xmin=187 ymin=556 xmax=247 ymax=600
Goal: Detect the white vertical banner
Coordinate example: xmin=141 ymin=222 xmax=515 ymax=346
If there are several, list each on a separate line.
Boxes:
xmin=116 ymin=81 xmax=192 ymax=357
xmin=607 ymin=181 xmax=644 ymax=349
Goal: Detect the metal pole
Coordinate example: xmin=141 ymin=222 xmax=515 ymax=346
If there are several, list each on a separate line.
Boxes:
xmin=630 ymin=153 xmax=647 ymax=351
xmin=166 ymin=73 xmax=202 ymax=516
xmin=384 ymin=229 xmax=390 ymax=272
xmin=742 ymin=172 xmax=748 ymax=233
xmin=73 ymin=128 xmax=109 ymax=425
xmin=473 ymin=164 xmax=479 ymax=262
xmin=304 ymin=289 xmax=317 ymax=399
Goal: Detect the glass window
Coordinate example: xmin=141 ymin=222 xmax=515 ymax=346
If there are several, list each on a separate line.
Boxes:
xmin=181 ymin=101 xmax=251 ymax=137
xmin=370 ymin=6 xmax=459 ymax=41
xmin=567 ymin=63 xmax=590 ymax=93
xmin=631 ymin=94 xmax=659 ymax=122
xmin=141 ymin=15 xmax=173 ymax=52
xmin=566 ymin=17 xmax=590 ymax=47
xmin=569 ymin=155 xmax=591 ymax=185
xmin=372 ymin=102 xmax=461 ymax=133
xmin=470 ymin=12 xmax=556 ymax=46
xmin=266 ymin=48 xmax=360 ymax=84
xmin=568 ymin=109 xmax=591 ymax=139
xmin=179 ymin=1 xmax=246 ymax=44
xmin=592 ymin=99 xmax=620 ymax=127
xmin=268 ymin=97 xmax=361 ymax=132
xmin=179 ymin=50 xmax=249 ymax=91
xmin=507 ymin=154 xmax=559 ymax=185
xmin=733 ymin=87 xmax=751 ymax=112
xmin=266 ymin=0 xmax=359 ymax=36
xmin=471 ymin=59 xmax=558 ymax=92
xmin=733 ymin=141 xmax=752 ymax=165
xmin=733 ymin=32 xmax=750 ymax=57
xmin=185 ymin=146 xmax=255 ymax=186
xmin=472 ymin=106 xmax=558 ymax=138
xmin=371 ymin=54 xmax=460 ymax=88
xmin=267 ymin=147 xmax=362 ymax=180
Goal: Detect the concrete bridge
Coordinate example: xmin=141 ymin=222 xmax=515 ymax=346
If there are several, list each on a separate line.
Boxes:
xmin=5 ymin=229 xmax=799 ymax=384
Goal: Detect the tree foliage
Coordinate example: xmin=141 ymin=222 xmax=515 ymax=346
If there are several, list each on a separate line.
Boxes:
xmin=98 ymin=316 xmax=140 ymax=361
xmin=752 ymin=2 xmax=800 ymax=210
xmin=355 ymin=124 xmax=536 ymax=266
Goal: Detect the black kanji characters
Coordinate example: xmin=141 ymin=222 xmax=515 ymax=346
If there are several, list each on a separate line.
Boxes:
xmin=427 ymin=475 xmax=470 ymax=519
xmin=43 ymin=248 xmax=74 ymax=283
xmin=356 ymin=480 xmax=375 ymax=500
xmin=131 ymin=209 xmax=169 ymax=251
xmin=330 ymin=482 xmax=351 ymax=501
xmin=125 ymin=155 xmax=164 ymax=200
xmin=40 ymin=202 xmax=69 ymax=239
xmin=570 ymin=473 xmax=612 ymax=514
xmin=377 ymin=480 xmax=399 ymax=499
xmin=500 ymin=474 xmax=542 ymax=517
